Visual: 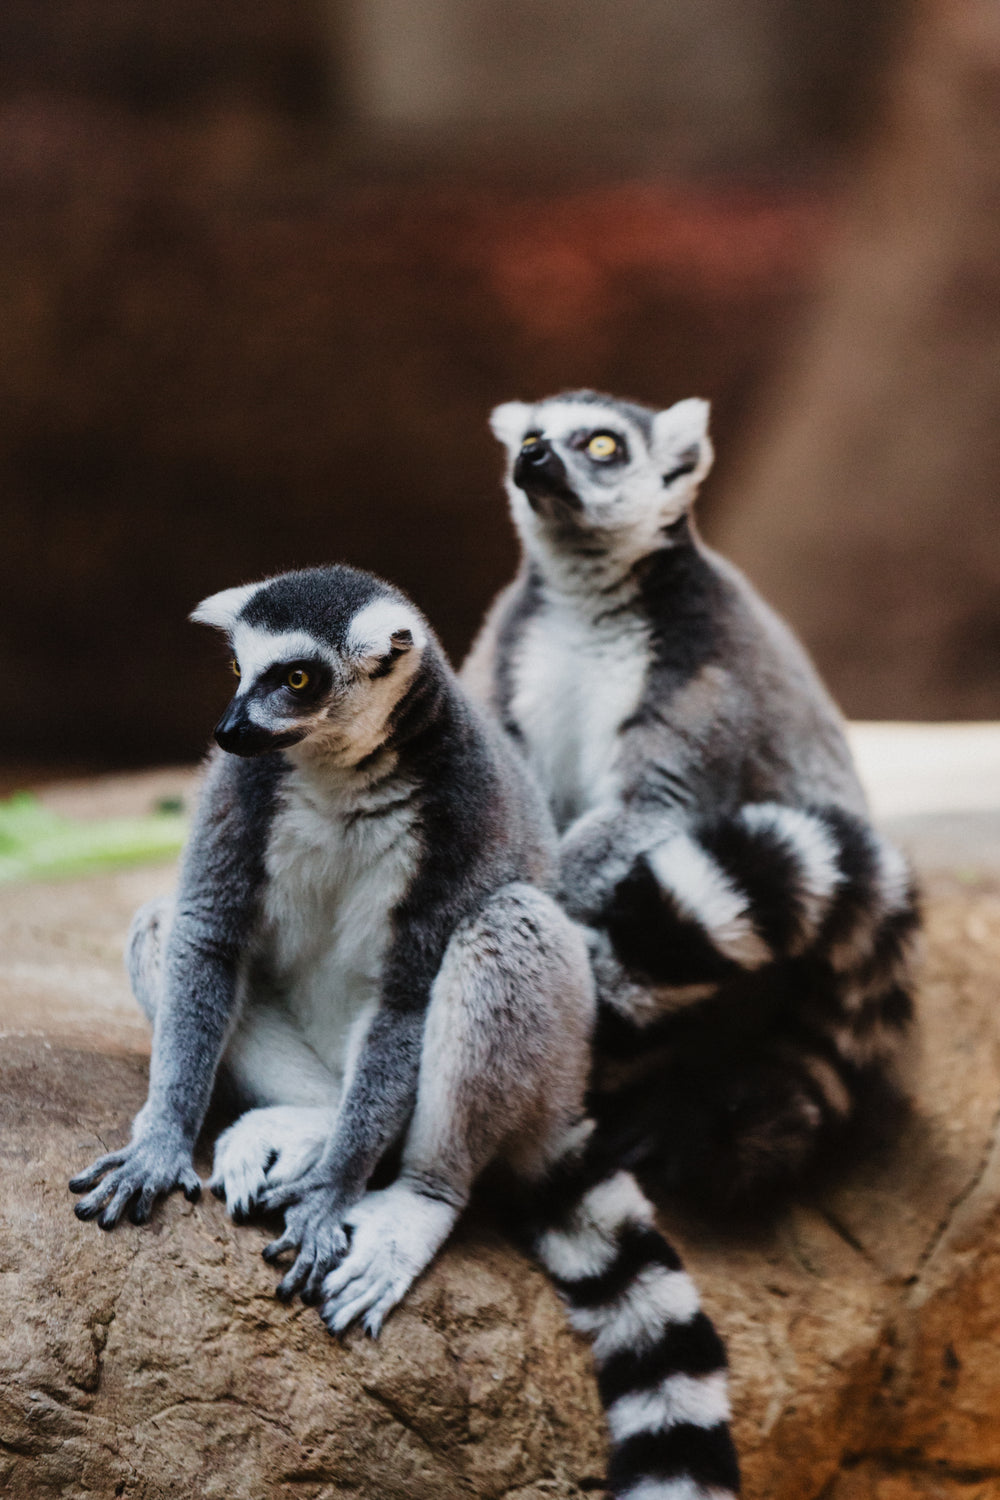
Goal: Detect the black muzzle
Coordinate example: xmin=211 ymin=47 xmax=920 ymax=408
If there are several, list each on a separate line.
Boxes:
xmin=513 ymin=440 xmax=581 ymax=512
xmin=214 ymin=700 xmax=303 ymax=757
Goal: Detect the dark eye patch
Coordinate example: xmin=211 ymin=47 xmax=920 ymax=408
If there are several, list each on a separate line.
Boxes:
xmin=259 ymin=657 xmax=331 ymax=703
xmin=569 ymin=428 xmax=629 ymax=464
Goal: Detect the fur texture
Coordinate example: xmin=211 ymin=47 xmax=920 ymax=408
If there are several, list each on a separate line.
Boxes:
xmin=70 ymin=563 xmax=740 ymax=1498
xmin=464 ymin=391 xmax=920 ymax=1214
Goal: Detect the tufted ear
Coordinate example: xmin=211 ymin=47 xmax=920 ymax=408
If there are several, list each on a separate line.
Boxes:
xmin=346 ymin=598 xmax=427 ymax=675
xmin=650 ymin=398 xmax=714 ymax=493
xmin=190 ymin=583 xmax=260 ymax=630
xmin=489 ymin=400 xmax=533 ymax=452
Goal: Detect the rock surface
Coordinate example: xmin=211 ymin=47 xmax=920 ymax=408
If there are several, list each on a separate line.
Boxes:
xmin=3 ymin=762 xmax=1000 ymax=1499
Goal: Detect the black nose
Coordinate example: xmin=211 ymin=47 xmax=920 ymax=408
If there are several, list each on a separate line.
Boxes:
xmin=520 ymin=438 xmax=552 ymax=466
xmin=514 ymin=441 xmax=567 ymax=488
xmin=513 ymin=441 xmax=579 ymax=511
xmin=214 ymin=701 xmax=273 ymax=757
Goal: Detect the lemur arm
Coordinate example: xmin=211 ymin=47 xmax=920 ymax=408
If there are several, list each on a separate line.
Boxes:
xmin=70 ymin=755 xmax=273 ymax=1227
xmin=556 ymin=799 xmax=687 ymax=924
xmin=258 ymin=888 xmax=461 ymax=1304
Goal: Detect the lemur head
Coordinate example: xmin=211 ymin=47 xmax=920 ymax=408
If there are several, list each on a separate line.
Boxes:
xmin=191 ymin=566 xmax=428 ymax=765
xmin=490 ymin=391 xmax=713 ymax=564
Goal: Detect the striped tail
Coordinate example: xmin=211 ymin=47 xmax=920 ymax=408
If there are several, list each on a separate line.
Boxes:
xmin=604 ymin=801 xmax=918 ymax=996
xmin=528 ymin=1145 xmax=740 ymax=1500
xmin=596 ymin=801 xmax=920 ymax=1209
xmin=605 ymin=798 xmax=917 ymax=996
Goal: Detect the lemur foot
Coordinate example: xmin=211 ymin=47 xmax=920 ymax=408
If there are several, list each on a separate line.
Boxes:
xmin=320 ymin=1183 xmax=457 ymax=1338
xmin=209 ymin=1106 xmax=336 ymax=1223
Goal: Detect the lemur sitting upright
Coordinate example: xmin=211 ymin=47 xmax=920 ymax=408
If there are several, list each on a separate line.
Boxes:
xmin=69 ymin=564 xmax=740 ymax=1500
xmin=464 ymin=392 xmax=920 ymax=1214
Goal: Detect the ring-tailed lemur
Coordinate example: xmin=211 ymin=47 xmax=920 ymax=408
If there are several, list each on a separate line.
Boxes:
xmin=464 ymin=392 xmax=920 ymax=1214
xmin=69 ymin=564 xmax=740 ymax=1499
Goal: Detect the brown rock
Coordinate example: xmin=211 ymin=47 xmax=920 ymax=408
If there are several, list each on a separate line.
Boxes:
xmin=3 ymin=774 xmax=1000 ymax=1497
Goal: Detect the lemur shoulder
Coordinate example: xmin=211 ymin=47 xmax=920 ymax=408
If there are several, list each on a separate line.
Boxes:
xmin=70 ymin=563 xmax=740 ymax=1500
xmin=464 ymin=392 xmax=920 ymax=1213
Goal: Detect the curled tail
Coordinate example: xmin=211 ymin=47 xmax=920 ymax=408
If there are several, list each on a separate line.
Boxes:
xmin=526 ymin=1142 xmax=740 ymax=1499
xmin=597 ymin=802 xmax=920 ymax=1210
xmin=605 ymin=801 xmax=918 ymax=993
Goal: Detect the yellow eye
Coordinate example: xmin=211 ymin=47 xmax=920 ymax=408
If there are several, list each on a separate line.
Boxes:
xmin=586 ymin=433 xmax=619 ymax=461
xmin=231 ymin=659 xmax=241 ymax=679
xmin=520 ymin=434 xmax=541 ymax=450
xmin=286 ymin=668 xmax=310 ymax=691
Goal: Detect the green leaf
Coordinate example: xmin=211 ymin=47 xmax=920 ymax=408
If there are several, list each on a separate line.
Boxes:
xmin=0 ymin=792 xmax=188 ymax=883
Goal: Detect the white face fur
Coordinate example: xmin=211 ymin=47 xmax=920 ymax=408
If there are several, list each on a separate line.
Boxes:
xmin=190 ymin=585 xmax=428 ymax=766
xmin=490 ymin=395 xmax=714 ymax=567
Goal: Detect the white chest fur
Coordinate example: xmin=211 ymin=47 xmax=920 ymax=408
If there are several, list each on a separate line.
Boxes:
xmin=257 ymin=767 xmax=420 ymax=1077
xmin=511 ymin=596 xmax=650 ymax=830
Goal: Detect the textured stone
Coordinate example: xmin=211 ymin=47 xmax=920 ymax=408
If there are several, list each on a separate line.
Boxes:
xmin=3 ymin=771 xmax=1000 ymax=1497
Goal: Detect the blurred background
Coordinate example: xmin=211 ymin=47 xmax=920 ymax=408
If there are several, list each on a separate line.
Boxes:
xmin=2 ymin=0 xmax=998 ymax=775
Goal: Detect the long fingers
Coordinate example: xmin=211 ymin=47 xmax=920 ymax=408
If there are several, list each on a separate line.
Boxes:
xmin=323 ymin=1284 xmax=377 ymax=1335
xmin=363 ymin=1288 xmax=402 ymax=1340
xmin=97 ymin=1178 xmax=140 ymax=1231
xmin=321 ymin=1245 xmax=373 ymax=1302
xmin=263 ymin=1219 xmax=348 ymax=1303
xmin=179 ymin=1166 xmax=202 ymax=1202
xmin=68 ymin=1152 xmax=127 ymax=1195
xmin=277 ymin=1244 xmax=318 ymax=1303
xmin=73 ymin=1172 xmax=128 ymax=1224
xmin=128 ymin=1183 xmax=157 ymax=1226
xmin=261 ymin=1228 xmax=297 ymax=1266
xmin=70 ymin=1147 xmax=201 ymax=1228
xmin=258 ymin=1180 xmax=308 ymax=1214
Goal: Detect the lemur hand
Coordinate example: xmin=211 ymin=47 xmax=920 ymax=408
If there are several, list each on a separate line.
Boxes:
xmin=70 ymin=1121 xmax=201 ymax=1229
xmin=260 ymin=1172 xmax=352 ymax=1305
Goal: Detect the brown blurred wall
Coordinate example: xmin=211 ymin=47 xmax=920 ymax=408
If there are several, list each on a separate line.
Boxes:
xmin=1 ymin=0 xmax=907 ymax=768
xmin=714 ymin=0 xmax=1000 ymax=720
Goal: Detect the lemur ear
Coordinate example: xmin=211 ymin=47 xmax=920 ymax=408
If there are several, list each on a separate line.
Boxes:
xmin=650 ymin=398 xmax=714 ymax=494
xmin=346 ymin=598 xmax=426 ymax=674
xmin=489 ymin=401 xmax=532 ymax=451
xmin=190 ymin=583 xmax=260 ymax=630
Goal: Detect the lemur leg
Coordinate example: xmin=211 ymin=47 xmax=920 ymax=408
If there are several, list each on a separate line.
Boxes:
xmin=319 ymin=883 xmax=595 ymax=1337
xmin=206 ymin=1012 xmax=343 ymax=1219
xmin=127 ymin=897 xmax=340 ymax=1216
xmin=315 ymin=886 xmax=740 ymax=1496
xmin=125 ymin=895 xmax=173 ymax=1024
xmin=128 ymin=896 xmax=340 ymax=1105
